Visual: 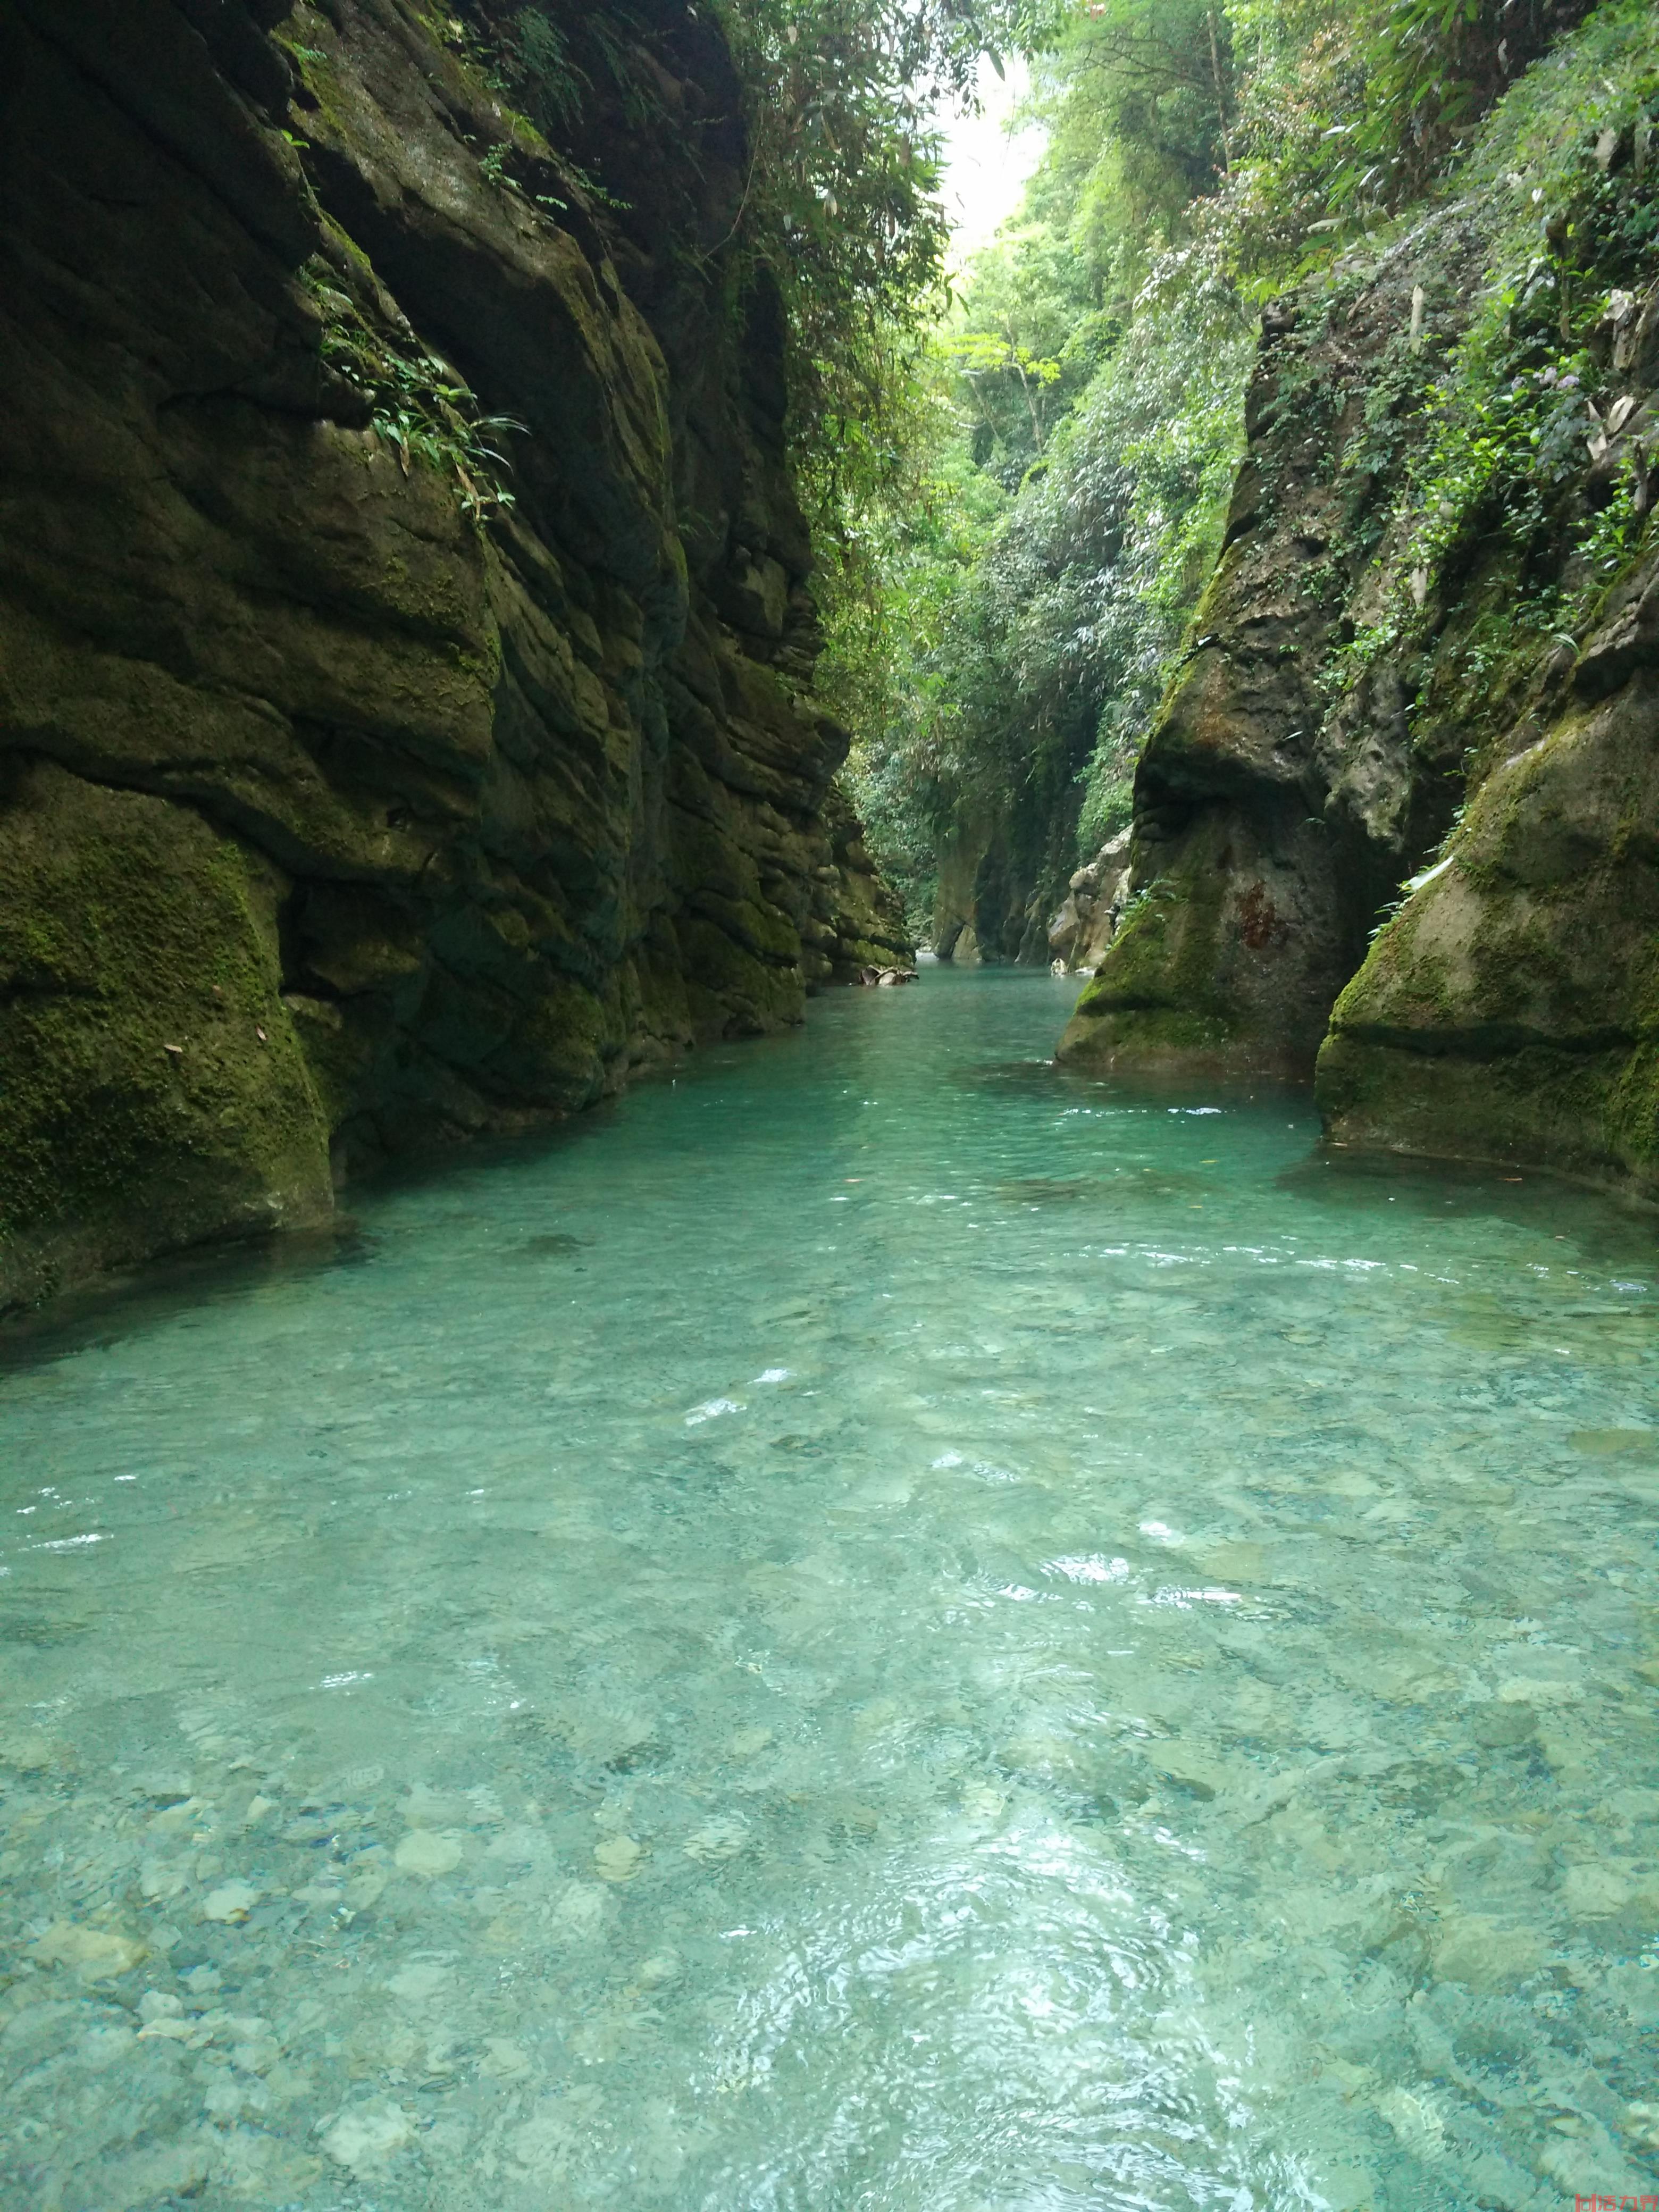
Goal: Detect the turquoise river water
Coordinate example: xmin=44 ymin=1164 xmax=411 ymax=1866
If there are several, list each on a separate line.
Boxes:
xmin=1 ymin=966 xmax=1657 ymax=2212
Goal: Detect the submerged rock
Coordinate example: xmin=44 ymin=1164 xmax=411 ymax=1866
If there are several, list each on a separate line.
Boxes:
xmin=393 ymin=1830 xmax=463 ymax=1879
xmin=200 ymin=1880 xmax=262 ymax=1924
xmin=32 ymin=1922 xmax=148 ymax=1979
xmin=320 ymin=2102 xmax=414 ymax=2175
xmin=592 ymin=1834 xmax=644 ymax=1882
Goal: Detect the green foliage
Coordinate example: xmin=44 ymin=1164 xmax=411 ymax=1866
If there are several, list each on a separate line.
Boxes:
xmin=441 ymin=0 xmax=1654 ymax=955
xmin=943 ymin=0 xmax=1239 ymax=491
xmin=833 ymin=282 xmax=1249 ymax=935
xmin=307 ymin=265 xmax=525 ymax=521
xmin=705 ymin=0 xmax=1059 ymax=539
xmin=836 ymin=0 xmax=1253 ymax=931
xmin=512 ymin=9 xmax=584 ymax=129
xmin=841 ymin=0 xmax=1659 ymax=955
xmin=955 ymin=290 xmax=1252 ymax=841
xmin=817 ymin=401 xmax=1010 ymax=924
xmin=1029 ymin=0 xmax=1236 ymax=269
xmin=1333 ymin=0 xmax=1575 ymax=208
xmin=1333 ymin=3 xmax=1659 ymax=683
xmin=1207 ymin=0 xmax=1595 ymax=286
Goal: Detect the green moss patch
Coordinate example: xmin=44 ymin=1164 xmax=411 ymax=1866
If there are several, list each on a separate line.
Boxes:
xmin=0 ymin=761 xmax=332 ymax=1311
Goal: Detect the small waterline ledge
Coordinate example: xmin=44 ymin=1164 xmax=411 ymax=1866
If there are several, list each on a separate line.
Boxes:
xmin=1 ymin=967 xmax=1656 ymax=2211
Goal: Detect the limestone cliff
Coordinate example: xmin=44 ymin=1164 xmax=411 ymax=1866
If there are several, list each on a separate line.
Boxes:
xmin=931 ymin=806 xmax=1080 ymax=969
xmin=1061 ymin=19 xmax=1659 ymax=1195
xmin=1058 ymin=221 xmax=1489 ymax=1077
xmin=1046 ymin=832 xmax=1133 ymax=975
xmin=0 ymin=0 xmax=908 ymax=1309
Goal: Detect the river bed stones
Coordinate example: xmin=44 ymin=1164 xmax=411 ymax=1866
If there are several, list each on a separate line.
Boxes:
xmin=4 ymin=987 xmax=1658 ymax=2206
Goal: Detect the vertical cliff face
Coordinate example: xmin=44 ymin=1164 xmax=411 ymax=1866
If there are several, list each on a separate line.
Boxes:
xmin=0 ymin=0 xmax=909 ymax=1309
xmin=1060 ymin=21 xmax=1659 ymax=1198
xmin=1056 ymin=215 xmax=1491 ymax=1076
xmin=929 ymin=806 xmax=1084 ymax=970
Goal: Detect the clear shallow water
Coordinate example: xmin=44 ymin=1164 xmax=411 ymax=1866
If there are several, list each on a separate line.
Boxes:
xmin=2 ymin=967 xmax=1657 ymax=2212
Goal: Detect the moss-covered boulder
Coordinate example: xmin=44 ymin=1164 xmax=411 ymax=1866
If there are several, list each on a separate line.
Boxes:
xmin=0 ymin=761 xmax=332 ymax=1307
xmin=1318 ymin=556 xmax=1659 ymax=1193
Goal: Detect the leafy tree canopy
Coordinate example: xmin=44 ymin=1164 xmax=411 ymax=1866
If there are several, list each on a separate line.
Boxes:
xmin=470 ymin=0 xmax=1635 ymax=948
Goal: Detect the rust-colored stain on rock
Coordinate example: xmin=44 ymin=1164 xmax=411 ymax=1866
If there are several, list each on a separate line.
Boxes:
xmin=1236 ymin=882 xmax=1285 ymax=951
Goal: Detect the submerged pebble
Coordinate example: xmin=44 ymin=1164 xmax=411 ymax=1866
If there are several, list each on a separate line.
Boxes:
xmin=321 ymin=2102 xmax=415 ymax=2174
xmin=201 ymin=1880 xmax=261 ymax=1923
xmin=2 ymin=972 xmax=1656 ymax=2209
xmin=393 ymin=1830 xmax=463 ymax=1878
xmin=593 ymin=1834 xmax=644 ymax=1881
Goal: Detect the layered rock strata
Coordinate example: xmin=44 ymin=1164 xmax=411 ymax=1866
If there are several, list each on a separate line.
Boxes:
xmin=0 ymin=0 xmax=907 ymax=1308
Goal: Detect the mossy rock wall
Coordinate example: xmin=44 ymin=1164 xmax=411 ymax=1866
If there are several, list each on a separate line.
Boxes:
xmin=0 ymin=0 xmax=907 ymax=1309
xmin=1062 ymin=15 xmax=1659 ymax=1199
xmin=0 ymin=760 xmax=334 ymax=1295
xmin=1058 ymin=227 xmax=1488 ymax=1078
